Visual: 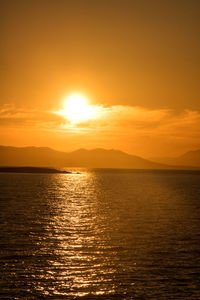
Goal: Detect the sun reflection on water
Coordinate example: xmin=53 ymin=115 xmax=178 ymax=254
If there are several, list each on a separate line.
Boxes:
xmin=43 ymin=171 xmax=118 ymax=297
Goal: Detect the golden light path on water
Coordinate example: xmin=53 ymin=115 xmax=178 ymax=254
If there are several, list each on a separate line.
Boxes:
xmin=41 ymin=171 xmax=120 ymax=297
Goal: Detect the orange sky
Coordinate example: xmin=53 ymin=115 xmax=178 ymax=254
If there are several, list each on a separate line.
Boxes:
xmin=0 ymin=0 xmax=200 ymax=157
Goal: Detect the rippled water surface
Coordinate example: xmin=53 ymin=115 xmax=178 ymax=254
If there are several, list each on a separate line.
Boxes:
xmin=0 ymin=169 xmax=200 ymax=299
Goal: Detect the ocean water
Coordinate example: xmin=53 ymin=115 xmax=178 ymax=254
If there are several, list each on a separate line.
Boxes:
xmin=0 ymin=169 xmax=200 ymax=299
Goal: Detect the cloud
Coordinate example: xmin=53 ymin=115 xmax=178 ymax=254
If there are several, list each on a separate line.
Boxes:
xmin=0 ymin=103 xmax=199 ymax=148
xmin=0 ymin=104 xmax=66 ymax=129
xmin=69 ymin=105 xmax=200 ymax=140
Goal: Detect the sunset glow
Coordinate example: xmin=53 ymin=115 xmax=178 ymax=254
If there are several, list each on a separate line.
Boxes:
xmin=55 ymin=93 xmax=100 ymax=124
xmin=1 ymin=1 xmax=200 ymax=299
xmin=64 ymin=94 xmax=93 ymax=123
xmin=1 ymin=0 xmax=200 ymax=157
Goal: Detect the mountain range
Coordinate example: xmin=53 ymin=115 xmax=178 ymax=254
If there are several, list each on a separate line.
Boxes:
xmin=151 ymin=150 xmax=200 ymax=167
xmin=0 ymin=145 xmax=199 ymax=170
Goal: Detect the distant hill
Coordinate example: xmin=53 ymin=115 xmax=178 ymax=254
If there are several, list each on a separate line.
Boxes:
xmin=66 ymin=148 xmax=168 ymax=169
xmin=0 ymin=145 xmax=166 ymax=169
xmin=0 ymin=146 xmax=69 ymax=167
xmin=151 ymin=150 xmax=200 ymax=167
xmin=0 ymin=145 xmax=199 ymax=170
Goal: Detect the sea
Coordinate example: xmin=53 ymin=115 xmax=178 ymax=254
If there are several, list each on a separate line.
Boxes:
xmin=0 ymin=169 xmax=200 ymax=299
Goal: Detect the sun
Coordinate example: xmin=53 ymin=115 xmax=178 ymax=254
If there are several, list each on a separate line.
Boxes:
xmin=63 ymin=93 xmax=95 ymax=123
xmin=54 ymin=93 xmax=100 ymax=125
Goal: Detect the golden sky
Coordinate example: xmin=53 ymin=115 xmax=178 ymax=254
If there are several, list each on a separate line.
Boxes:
xmin=0 ymin=0 xmax=200 ymax=157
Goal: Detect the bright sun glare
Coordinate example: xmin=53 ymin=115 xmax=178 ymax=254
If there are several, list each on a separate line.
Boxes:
xmin=63 ymin=94 xmax=95 ymax=123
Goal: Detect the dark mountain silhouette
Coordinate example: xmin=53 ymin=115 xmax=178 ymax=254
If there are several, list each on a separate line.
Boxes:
xmin=0 ymin=145 xmax=199 ymax=169
xmin=151 ymin=149 xmax=200 ymax=167
xmin=67 ymin=148 xmax=168 ymax=169
xmin=0 ymin=146 xmax=69 ymax=167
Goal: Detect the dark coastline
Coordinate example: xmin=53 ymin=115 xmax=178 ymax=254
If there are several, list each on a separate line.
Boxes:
xmin=0 ymin=166 xmax=199 ymax=175
xmin=0 ymin=167 xmax=71 ymax=174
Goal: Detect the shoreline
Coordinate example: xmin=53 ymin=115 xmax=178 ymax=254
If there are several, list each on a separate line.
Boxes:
xmin=0 ymin=167 xmax=72 ymax=174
